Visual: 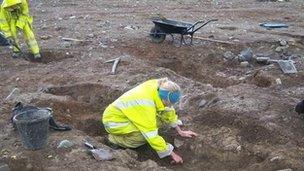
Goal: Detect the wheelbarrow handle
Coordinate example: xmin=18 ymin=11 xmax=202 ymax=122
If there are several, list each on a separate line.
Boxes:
xmin=185 ymin=19 xmax=218 ymax=34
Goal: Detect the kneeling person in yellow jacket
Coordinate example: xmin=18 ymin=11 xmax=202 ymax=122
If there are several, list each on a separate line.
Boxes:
xmin=102 ymin=78 xmax=197 ymax=164
xmin=0 ymin=0 xmax=41 ymax=58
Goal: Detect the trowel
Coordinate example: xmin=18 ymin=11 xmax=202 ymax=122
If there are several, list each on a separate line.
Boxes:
xmin=84 ymin=140 xmax=114 ymax=161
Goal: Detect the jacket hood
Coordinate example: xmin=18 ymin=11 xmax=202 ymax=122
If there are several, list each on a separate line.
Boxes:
xmin=1 ymin=0 xmax=22 ymax=8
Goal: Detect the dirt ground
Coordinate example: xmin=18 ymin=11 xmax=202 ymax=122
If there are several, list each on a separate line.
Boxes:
xmin=1 ymin=0 xmax=304 ymax=170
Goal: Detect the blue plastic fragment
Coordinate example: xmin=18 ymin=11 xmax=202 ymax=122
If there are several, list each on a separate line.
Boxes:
xmin=260 ymin=22 xmax=289 ymax=29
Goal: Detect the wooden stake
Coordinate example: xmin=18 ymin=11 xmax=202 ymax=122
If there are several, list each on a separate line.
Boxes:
xmin=61 ymin=37 xmax=84 ymax=42
xmin=104 ymin=58 xmax=121 ymax=74
xmin=187 ymin=35 xmax=235 ymax=44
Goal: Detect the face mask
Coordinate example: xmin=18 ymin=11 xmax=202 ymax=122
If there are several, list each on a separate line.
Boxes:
xmin=158 ymin=89 xmax=181 ymax=104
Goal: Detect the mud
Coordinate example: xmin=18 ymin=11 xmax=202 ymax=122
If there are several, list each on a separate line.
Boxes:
xmin=21 ymin=50 xmax=76 ymax=64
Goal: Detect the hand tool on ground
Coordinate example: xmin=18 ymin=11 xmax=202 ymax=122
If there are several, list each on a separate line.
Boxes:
xmin=84 ymin=140 xmax=114 ymax=161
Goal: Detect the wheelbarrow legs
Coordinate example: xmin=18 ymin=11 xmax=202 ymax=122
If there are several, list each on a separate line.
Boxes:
xmin=170 ymin=34 xmax=175 ymax=43
xmin=180 ymin=35 xmax=184 ymax=45
xmin=190 ymin=34 xmax=194 ymax=45
xmin=180 ymin=34 xmax=194 ymax=46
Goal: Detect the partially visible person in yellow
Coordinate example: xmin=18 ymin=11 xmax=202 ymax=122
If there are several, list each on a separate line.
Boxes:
xmin=102 ymin=78 xmax=197 ymax=164
xmin=0 ymin=0 xmax=41 ymax=58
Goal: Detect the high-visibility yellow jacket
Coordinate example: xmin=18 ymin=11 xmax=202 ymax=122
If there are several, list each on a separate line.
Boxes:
xmin=0 ymin=0 xmax=33 ymax=38
xmin=102 ymin=79 xmax=182 ymax=158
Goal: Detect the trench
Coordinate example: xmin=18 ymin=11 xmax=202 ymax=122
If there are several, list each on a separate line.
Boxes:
xmin=38 ymin=83 xmax=124 ymax=137
xmin=31 ymin=40 xmax=301 ymax=170
xmin=5 ymin=39 xmax=303 ymax=170
xmin=21 ymin=50 xmax=77 ymax=64
xmin=120 ymin=39 xmax=304 ymax=89
xmin=121 ymin=41 xmax=244 ymax=88
xmin=31 ymin=80 xmax=301 ymax=171
xmin=114 ymin=39 xmax=303 ymax=170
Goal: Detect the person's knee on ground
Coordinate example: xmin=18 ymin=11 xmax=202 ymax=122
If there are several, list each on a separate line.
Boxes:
xmin=33 ymin=53 xmax=41 ymax=59
xmin=12 ymin=51 xmax=20 ymax=58
xmin=107 ymin=132 xmax=146 ymax=149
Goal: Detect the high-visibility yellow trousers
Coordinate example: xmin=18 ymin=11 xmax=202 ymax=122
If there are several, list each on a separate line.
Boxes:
xmin=10 ymin=19 xmax=39 ymax=55
xmin=107 ymin=115 xmax=170 ymax=148
xmin=108 ymin=131 xmax=146 ymax=148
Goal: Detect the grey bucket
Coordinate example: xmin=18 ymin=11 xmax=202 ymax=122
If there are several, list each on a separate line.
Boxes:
xmin=13 ymin=109 xmax=51 ymax=150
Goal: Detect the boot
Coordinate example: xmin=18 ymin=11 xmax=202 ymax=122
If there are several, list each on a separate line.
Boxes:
xmin=34 ymin=53 xmax=41 ymax=59
xmin=12 ymin=52 xmax=20 ymax=59
xmin=49 ymin=117 xmax=71 ymax=131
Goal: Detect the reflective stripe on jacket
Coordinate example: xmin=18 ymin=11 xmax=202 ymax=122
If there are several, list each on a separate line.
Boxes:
xmin=102 ymin=79 xmax=179 ymax=158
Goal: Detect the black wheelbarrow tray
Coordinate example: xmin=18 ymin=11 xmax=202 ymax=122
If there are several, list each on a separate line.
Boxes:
xmin=149 ymin=18 xmax=218 ymax=44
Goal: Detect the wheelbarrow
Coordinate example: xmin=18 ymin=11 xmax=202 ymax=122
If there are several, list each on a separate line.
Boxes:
xmin=149 ymin=18 xmax=218 ymax=45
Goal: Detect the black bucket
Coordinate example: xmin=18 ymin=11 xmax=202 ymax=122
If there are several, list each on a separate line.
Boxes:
xmin=13 ymin=109 xmax=51 ymax=150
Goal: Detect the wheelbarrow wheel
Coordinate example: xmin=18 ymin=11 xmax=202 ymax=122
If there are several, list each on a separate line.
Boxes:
xmin=150 ymin=26 xmax=166 ymax=43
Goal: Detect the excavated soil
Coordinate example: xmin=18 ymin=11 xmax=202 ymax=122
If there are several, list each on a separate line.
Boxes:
xmin=1 ymin=0 xmax=304 ymax=170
